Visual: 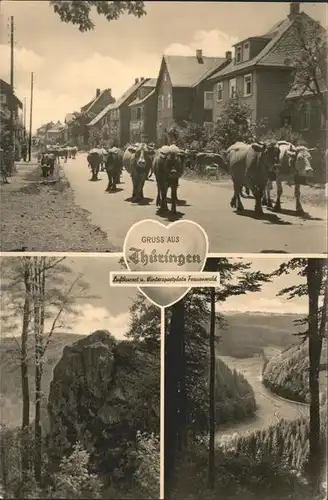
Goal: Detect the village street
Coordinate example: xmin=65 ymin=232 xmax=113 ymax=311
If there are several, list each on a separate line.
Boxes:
xmin=63 ymin=154 xmax=327 ymax=254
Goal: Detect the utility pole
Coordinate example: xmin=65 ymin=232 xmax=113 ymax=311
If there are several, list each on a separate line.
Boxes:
xmin=28 ymin=72 xmax=34 ymax=162
xmin=23 ymin=97 xmax=27 ymax=140
xmin=8 ymin=15 xmax=15 ymax=174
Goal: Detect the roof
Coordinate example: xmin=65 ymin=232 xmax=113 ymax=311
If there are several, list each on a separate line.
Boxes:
xmin=209 ymin=12 xmax=314 ymax=81
xmin=87 ymin=79 xmax=146 ymax=127
xmin=129 ymin=89 xmax=156 ymax=107
xmin=143 ymin=78 xmax=157 ymax=88
xmin=84 ymin=89 xmax=111 ymax=114
xmin=286 ymin=78 xmax=327 ymax=100
xmin=163 ymin=55 xmax=226 ymax=87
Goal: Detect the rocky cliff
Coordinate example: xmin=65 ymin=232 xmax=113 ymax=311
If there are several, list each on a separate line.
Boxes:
xmin=47 ymin=330 xmax=160 ymax=476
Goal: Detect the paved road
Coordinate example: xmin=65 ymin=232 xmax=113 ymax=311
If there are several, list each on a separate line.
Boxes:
xmin=215 ymin=355 xmax=309 ymax=443
xmin=63 ymin=154 xmax=327 ymax=253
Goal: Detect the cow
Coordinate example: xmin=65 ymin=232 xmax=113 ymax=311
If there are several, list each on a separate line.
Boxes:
xmin=71 ymin=146 xmax=78 ymax=159
xmin=123 ymin=143 xmax=155 ymax=202
xmin=40 ymin=153 xmax=56 ymax=177
xmin=153 ymin=144 xmax=185 ymax=214
xmin=227 ymin=141 xmax=281 ymax=215
xmin=104 ymin=147 xmax=123 ymax=192
xmin=196 ymin=152 xmax=226 ymax=176
xmin=87 ymin=149 xmax=103 ymax=181
xmin=262 ymin=141 xmax=315 ymax=214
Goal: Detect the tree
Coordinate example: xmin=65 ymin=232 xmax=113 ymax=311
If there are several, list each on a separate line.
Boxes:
xmin=292 ymin=16 xmax=327 ymax=120
xmin=1 ymin=256 xmax=91 ymax=486
xmin=50 ymin=1 xmax=146 ymax=32
xmin=272 ymin=258 xmax=327 ymax=486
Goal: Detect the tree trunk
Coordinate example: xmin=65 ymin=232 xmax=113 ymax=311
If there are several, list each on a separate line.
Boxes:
xmin=32 ymin=258 xmax=43 ymax=484
xmin=208 ymin=287 xmax=216 ymax=490
xmin=307 ymin=258 xmax=323 ymax=486
xmin=21 ymin=258 xmax=31 ymax=479
xmin=164 ymin=301 xmax=185 ymax=499
xmin=176 ymin=298 xmax=187 ymax=452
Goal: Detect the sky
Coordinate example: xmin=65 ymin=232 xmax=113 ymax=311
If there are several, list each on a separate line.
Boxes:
xmin=0 ymin=1 xmax=326 ymax=132
xmin=0 ymin=256 xmax=312 ymax=341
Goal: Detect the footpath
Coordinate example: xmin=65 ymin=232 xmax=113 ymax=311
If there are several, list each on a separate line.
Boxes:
xmin=0 ymin=161 xmax=111 ymax=252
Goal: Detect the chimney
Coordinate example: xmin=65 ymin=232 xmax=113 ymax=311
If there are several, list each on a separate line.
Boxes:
xmin=289 ymin=2 xmax=300 ymax=17
xmin=135 ymin=78 xmax=139 ymax=84
xmin=108 ymin=88 xmax=112 ymax=95
xmin=196 ymin=49 xmax=203 ymax=64
xmin=140 ymin=77 xmax=144 ymax=82
xmin=96 ymin=88 xmax=101 ymax=97
xmin=225 ymin=51 xmax=232 ymax=62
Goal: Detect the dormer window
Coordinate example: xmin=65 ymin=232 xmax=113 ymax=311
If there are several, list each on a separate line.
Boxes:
xmin=236 ymin=46 xmax=242 ymax=64
xmin=243 ymin=42 xmax=250 ymax=61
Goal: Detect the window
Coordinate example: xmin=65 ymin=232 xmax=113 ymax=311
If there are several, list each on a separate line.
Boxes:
xmin=204 ymin=91 xmax=213 ymax=109
xmin=0 ymin=93 xmax=6 ymax=105
xmin=235 ymin=46 xmax=242 ymax=63
xmin=167 ymin=93 xmax=172 ymax=109
xmin=243 ymin=42 xmax=250 ymax=61
xmin=243 ymin=74 xmax=252 ymax=96
xmin=229 ymin=78 xmax=237 ymax=98
xmin=163 ymin=72 xmax=167 ymax=82
xmin=136 ymin=107 xmax=142 ymax=120
xmin=158 ymin=94 xmax=164 ymax=111
xmin=216 ymin=82 xmax=223 ymax=102
xmin=301 ymin=102 xmax=311 ymax=130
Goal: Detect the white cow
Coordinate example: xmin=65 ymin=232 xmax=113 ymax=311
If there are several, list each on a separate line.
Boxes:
xmin=262 ymin=141 xmax=315 ymax=214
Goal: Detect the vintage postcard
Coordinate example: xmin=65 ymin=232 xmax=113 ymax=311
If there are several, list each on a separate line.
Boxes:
xmin=0 ymin=1 xmax=327 ymax=500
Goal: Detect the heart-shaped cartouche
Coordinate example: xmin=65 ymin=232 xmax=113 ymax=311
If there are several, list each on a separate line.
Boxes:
xmin=123 ymin=219 xmax=208 ymax=308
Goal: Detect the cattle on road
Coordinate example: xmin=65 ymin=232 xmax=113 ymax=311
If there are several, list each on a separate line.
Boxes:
xmin=87 ymin=149 xmax=103 ymax=181
xmin=227 ymin=141 xmax=280 ymax=215
xmin=104 ymin=147 xmax=123 ymax=192
xmin=123 ymin=143 xmax=155 ymax=202
xmin=153 ymin=144 xmax=185 ymax=214
xmin=262 ymin=141 xmax=315 ymax=214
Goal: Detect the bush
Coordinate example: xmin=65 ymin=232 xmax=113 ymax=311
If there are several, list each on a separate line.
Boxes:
xmin=48 ymin=443 xmax=103 ymax=499
xmin=259 ymin=125 xmax=307 ymax=146
xmin=171 ymin=440 xmax=323 ymax=500
xmin=133 ymin=431 xmax=160 ymax=498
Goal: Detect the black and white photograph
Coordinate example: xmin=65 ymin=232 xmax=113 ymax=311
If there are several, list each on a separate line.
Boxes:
xmin=0 ymin=256 xmax=160 ymax=499
xmin=164 ymin=257 xmax=327 ymax=499
xmin=0 ymin=1 xmax=327 ymax=253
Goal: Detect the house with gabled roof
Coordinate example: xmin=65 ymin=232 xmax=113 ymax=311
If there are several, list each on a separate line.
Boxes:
xmin=209 ymin=2 xmax=324 ymax=135
xmin=80 ymin=88 xmax=115 ymax=118
xmin=87 ymin=78 xmax=149 ymax=147
xmin=128 ymin=78 xmax=157 ymax=144
xmin=155 ymin=50 xmax=230 ymax=144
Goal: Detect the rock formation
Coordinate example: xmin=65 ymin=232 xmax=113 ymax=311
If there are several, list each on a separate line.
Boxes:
xmin=47 ymin=330 xmax=159 ymax=475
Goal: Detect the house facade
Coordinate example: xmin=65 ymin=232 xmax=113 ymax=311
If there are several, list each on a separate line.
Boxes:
xmin=209 ymin=3 xmax=322 ymax=134
xmin=0 ymin=78 xmax=24 ymax=148
xmin=129 ymin=78 xmax=157 ymax=143
xmin=285 ymin=85 xmax=327 ymax=146
xmin=88 ymin=78 xmax=148 ymax=147
xmin=155 ymin=51 xmax=229 ymax=145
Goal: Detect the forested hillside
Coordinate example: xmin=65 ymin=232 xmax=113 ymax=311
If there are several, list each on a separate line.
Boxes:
xmin=262 ymin=340 xmax=328 ymax=404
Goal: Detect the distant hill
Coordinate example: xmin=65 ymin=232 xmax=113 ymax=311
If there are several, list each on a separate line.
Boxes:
xmin=207 ymin=312 xmax=303 ymax=358
xmin=262 ymin=340 xmax=328 ymax=404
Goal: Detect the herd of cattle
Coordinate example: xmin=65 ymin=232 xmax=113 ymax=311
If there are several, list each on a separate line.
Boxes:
xmin=84 ymin=139 xmax=316 ymax=216
xmin=36 ymin=140 xmax=316 ymax=216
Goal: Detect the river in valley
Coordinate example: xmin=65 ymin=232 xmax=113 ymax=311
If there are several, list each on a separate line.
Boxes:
xmin=215 ymin=351 xmax=310 ymax=443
